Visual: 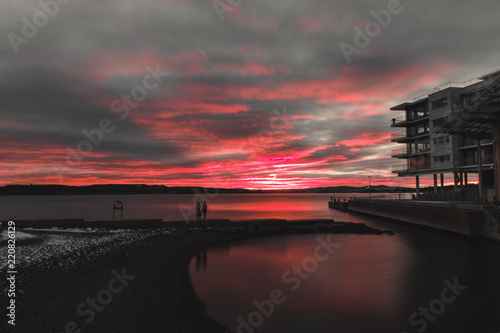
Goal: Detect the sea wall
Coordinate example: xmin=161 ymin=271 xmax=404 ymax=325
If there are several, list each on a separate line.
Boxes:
xmin=348 ymin=200 xmax=484 ymax=236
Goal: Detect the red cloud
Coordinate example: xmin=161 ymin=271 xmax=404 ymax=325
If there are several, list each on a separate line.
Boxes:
xmin=212 ymin=61 xmax=291 ymax=76
xmin=339 ymin=133 xmax=392 ymax=147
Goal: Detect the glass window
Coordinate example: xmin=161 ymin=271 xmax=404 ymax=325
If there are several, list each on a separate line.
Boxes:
xmin=432 ymin=98 xmax=448 ymax=110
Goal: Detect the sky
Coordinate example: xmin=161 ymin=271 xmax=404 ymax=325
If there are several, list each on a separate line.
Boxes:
xmin=1 ymin=0 xmax=499 ymax=189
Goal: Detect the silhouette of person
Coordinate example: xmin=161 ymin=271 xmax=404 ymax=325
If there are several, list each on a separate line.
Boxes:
xmin=202 ymin=201 xmax=207 ymax=219
xmin=196 ymin=202 xmax=202 ymax=220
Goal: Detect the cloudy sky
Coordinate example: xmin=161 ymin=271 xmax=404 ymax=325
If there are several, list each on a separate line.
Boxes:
xmin=1 ymin=0 xmax=499 ymax=189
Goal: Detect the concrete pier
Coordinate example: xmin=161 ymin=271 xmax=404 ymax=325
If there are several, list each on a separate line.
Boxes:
xmin=328 ymin=200 xmax=349 ymax=211
xmin=348 ymin=200 xmax=484 ymax=237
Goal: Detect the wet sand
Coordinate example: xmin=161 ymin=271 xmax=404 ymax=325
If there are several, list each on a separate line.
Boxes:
xmin=1 ymin=222 xmax=391 ymax=332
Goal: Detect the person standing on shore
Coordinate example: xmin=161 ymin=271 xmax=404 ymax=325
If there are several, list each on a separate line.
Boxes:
xmin=202 ymin=201 xmax=207 ymax=219
xmin=196 ymin=202 xmax=202 ymax=220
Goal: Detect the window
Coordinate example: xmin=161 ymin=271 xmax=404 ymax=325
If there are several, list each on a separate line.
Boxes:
xmin=434 ymin=155 xmax=450 ymax=163
xmin=416 ymin=106 xmax=427 ymax=117
xmin=432 ymin=118 xmax=446 ymax=127
xmin=433 ymin=136 xmax=450 ymax=145
xmin=416 ymin=123 xmax=429 ymax=134
xmin=462 ymin=89 xmax=484 ymax=107
xmin=432 ymin=98 xmax=448 ymax=110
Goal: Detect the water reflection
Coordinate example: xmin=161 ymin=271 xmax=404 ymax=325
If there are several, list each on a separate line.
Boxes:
xmin=190 ymin=233 xmax=414 ymax=332
xmin=195 ymin=249 xmax=207 ymax=271
xmin=190 ymin=228 xmax=500 ymax=333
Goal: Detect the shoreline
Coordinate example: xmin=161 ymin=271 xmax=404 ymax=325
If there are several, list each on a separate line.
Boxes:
xmin=2 ymin=222 xmax=392 ymax=332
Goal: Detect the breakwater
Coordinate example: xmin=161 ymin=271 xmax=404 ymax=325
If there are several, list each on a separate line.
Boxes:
xmin=3 ymin=218 xmax=340 ymax=229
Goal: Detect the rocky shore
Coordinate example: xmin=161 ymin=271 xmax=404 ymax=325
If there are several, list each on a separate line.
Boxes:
xmin=1 ymin=221 xmax=392 ymax=332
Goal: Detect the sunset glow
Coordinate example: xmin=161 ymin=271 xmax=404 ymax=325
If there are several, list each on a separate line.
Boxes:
xmin=1 ymin=0 xmax=499 ymax=189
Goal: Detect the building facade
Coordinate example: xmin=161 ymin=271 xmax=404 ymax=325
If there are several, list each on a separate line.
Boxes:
xmin=391 ymin=71 xmax=499 ymax=197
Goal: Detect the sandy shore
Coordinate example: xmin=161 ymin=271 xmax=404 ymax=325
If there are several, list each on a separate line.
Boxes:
xmin=1 ymin=222 xmax=391 ymax=332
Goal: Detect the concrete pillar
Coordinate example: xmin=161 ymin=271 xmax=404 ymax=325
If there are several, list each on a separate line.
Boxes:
xmin=459 ymin=173 xmax=464 ymax=186
xmin=440 ymin=173 xmax=444 ymax=187
xmin=478 ymin=140 xmax=483 ymax=203
xmin=433 ymin=174 xmax=438 ymax=194
xmin=416 ymin=175 xmax=420 ymax=200
xmin=494 ymin=119 xmax=500 ymax=204
xmin=464 ymin=173 xmax=468 ymax=186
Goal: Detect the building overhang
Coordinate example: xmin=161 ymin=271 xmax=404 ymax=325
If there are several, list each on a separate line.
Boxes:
xmin=434 ymin=75 xmax=500 ymax=139
xmin=390 ymin=98 xmax=428 ymax=111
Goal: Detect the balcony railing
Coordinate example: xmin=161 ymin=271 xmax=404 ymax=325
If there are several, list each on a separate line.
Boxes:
xmin=413 ymin=147 xmax=431 ymax=154
xmin=392 ymin=162 xmax=431 ymax=172
xmin=418 ymin=187 xmax=480 ymax=202
xmin=459 ymin=154 xmax=494 ymax=167
xmin=390 ymin=114 xmax=429 ymax=126
xmin=391 ymin=148 xmax=407 ymax=156
xmin=391 ymin=147 xmax=430 ymax=156
xmin=391 ymin=131 xmax=407 ymax=140
xmin=391 ymin=130 xmax=430 ymax=141
xmin=392 ymin=164 xmax=408 ymax=172
xmin=390 ymin=116 xmax=406 ymax=125
xmin=459 ymin=138 xmax=493 ymax=149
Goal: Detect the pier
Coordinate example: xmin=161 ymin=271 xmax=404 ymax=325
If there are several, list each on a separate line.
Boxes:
xmin=337 ymin=198 xmax=500 ymax=242
xmin=328 ymin=200 xmax=349 ymax=211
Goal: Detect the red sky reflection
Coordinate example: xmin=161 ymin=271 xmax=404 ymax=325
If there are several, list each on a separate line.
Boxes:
xmin=1 ymin=1 xmax=494 ymax=190
xmin=190 ymin=233 xmax=415 ymax=332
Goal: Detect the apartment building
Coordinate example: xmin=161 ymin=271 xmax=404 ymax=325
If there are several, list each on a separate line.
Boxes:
xmin=391 ymin=70 xmax=500 ymax=199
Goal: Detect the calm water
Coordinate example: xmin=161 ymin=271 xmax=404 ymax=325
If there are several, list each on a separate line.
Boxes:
xmin=2 ymin=193 xmax=500 ymax=332
xmin=0 ymin=193 xmax=357 ymax=220
xmin=187 ymin=196 xmax=500 ymax=333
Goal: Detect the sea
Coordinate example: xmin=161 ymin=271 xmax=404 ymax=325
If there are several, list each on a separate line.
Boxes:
xmin=2 ymin=193 xmax=500 ymax=332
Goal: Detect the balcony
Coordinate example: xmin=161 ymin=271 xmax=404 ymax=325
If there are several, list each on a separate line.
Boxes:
xmin=391 ymin=131 xmax=407 ymax=141
xmin=459 ymin=154 xmax=494 ymax=167
xmin=392 ymin=164 xmax=408 ymax=172
xmin=391 ymin=147 xmax=430 ymax=158
xmin=392 ymin=157 xmax=431 ymax=174
xmin=458 ymin=139 xmax=493 ymax=150
xmin=391 ymin=148 xmax=406 ymax=157
xmin=391 ymin=130 xmax=430 ymax=142
xmin=390 ymin=114 xmax=429 ymax=127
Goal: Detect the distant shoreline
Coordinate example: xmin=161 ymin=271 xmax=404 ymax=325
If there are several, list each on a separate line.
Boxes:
xmin=0 ymin=184 xmax=415 ymax=196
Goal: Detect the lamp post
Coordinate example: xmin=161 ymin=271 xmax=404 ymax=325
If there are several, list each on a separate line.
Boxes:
xmin=368 ymin=176 xmax=372 ymax=198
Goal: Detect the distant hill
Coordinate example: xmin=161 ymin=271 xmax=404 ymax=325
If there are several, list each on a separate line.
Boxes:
xmin=291 ymin=185 xmax=414 ymax=193
xmin=0 ymin=184 xmax=415 ymax=195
